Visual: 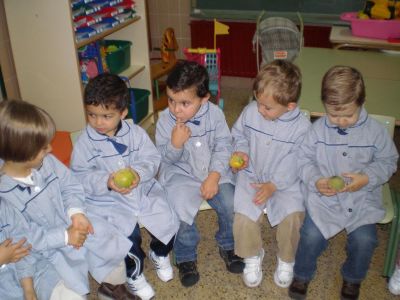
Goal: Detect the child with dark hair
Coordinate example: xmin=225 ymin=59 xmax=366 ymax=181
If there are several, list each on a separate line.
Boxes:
xmin=71 ymin=73 xmax=179 ymax=300
xmin=155 ymin=61 xmax=244 ymax=287
xmin=289 ymin=66 xmax=398 ymax=300
xmin=231 ymin=60 xmax=310 ymax=288
xmin=0 ymin=100 xmax=132 ymax=300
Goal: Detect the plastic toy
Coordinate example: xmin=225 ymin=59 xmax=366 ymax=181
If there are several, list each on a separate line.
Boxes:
xmin=183 ymin=19 xmax=229 ymax=109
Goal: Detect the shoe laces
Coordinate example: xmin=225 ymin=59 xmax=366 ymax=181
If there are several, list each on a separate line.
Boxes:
xmin=150 ymin=252 xmax=170 ymax=270
xmin=179 ymin=261 xmax=197 ymax=273
xmin=244 ymin=255 xmax=262 ymax=273
xmin=127 ymin=274 xmax=148 ymax=292
xmin=277 ymin=258 xmax=294 ymax=274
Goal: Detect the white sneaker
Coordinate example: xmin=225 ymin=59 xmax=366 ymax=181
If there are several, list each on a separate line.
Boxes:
xmin=273 ymin=256 xmax=294 ymax=288
xmin=389 ymin=267 xmax=400 ymax=295
xmin=243 ymin=248 xmax=265 ymax=288
xmin=149 ymin=250 xmax=173 ymax=282
xmin=126 ymin=274 xmax=155 ymax=300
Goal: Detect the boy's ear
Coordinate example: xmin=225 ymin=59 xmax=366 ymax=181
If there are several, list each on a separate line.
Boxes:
xmin=287 ymin=102 xmax=297 ymax=111
xmin=201 ymin=93 xmax=211 ymax=104
xmin=121 ymin=108 xmax=129 ymax=119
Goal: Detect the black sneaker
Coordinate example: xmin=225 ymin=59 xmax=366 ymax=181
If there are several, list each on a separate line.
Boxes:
xmin=177 ymin=261 xmax=199 ymax=287
xmin=340 ymin=281 xmax=361 ymax=300
xmin=288 ymin=278 xmax=309 ymax=300
xmin=219 ymin=248 xmax=244 ymax=273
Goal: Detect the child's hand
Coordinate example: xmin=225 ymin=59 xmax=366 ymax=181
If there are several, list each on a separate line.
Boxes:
xmin=71 ymin=213 xmax=94 ymax=235
xmin=316 ymin=177 xmax=338 ymax=196
xmin=67 ymin=225 xmax=88 ymax=249
xmin=200 ymin=172 xmax=220 ymax=200
xmin=107 ymin=168 xmax=140 ymax=194
xmin=230 ymin=151 xmax=249 ymax=173
xmin=340 ymin=173 xmax=369 ymax=193
xmin=251 ymin=182 xmax=277 ymax=205
xmin=20 ymin=277 xmax=37 ymax=300
xmin=0 ymin=238 xmax=31 ymax=265
xmin=171 ymin=121 xmax=191 ymax=149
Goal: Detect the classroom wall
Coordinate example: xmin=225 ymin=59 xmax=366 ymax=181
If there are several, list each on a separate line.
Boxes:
xmin=147 ymin=0 xmax=191 ymax=60
xmin=0 ymin=0 xmax=20 ymax=100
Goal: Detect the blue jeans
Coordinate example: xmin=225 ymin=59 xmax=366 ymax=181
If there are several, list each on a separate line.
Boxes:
xmin=294 ymin=213 xmax=378 ymax=283
xmin=174 ymin=183 xmax=235 ymax=263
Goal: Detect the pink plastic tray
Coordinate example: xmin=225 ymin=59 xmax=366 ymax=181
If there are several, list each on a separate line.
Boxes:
xmin=341 ymin=12 xmax=400 ymax=40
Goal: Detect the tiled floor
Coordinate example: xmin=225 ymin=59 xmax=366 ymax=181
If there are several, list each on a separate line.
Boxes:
xmin=91 ymin=86 xmax=400 ymax=299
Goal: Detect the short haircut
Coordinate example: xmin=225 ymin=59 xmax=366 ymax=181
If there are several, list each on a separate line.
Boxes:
xmin=321 ymin=65 xmax=365 ymax=107
xmin=0 ymin=100 xmax=55 ymax=162
xmin=166 ymin=60 xmax=209 ymax=98
xmin=253 ymin=60 xmax=302 ymax=106
xmin=84 ymin=73 xmax=129 ymax=111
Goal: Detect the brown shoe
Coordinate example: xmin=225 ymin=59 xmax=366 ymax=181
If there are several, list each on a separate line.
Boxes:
xmin=288 ymin=278 xmax=309 ymax=300
xmin=340 ymin=281 xmax=361 ymax=300
xmin=98 ymin=282 xmax=139 ymax=300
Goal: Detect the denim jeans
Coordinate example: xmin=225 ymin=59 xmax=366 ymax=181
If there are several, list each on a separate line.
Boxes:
xmin=293 ymin=213 xmax=378 ymax=283
xmin=174 ymin=183 xmax=235 ymax=263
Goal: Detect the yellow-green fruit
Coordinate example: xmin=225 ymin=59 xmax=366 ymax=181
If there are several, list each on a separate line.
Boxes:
xmin=328 ymin=176 xmax=345 ymax=191
xmin=229 ymin=155 xmax=244 ymax=168
xmin=114 ymin=169 xmax=136 ymax=188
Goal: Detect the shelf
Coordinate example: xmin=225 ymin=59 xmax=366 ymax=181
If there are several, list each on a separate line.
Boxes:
xmin=138 ymin=110 xmax=154 ymax=130
xmin=75 ymin=16 xmax=141 ymax=48
xmin=120 ymin=64 xmax=145 ymax=79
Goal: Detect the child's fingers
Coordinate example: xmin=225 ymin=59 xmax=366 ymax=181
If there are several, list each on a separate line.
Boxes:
xmin=3 ymin=238 xmax=12 ymax=247
xmin=12 ymin=238 xmax=27 ymax=249
xmin=87 ymin=222 xmax=94 ymax=235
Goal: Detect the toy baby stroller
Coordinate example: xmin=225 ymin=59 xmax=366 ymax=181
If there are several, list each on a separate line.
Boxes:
xmin=253 ymin=11 xmax=304 ymax=70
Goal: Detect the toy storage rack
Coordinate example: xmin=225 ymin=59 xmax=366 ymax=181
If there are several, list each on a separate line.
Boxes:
xmin=183 ymin=48 xmax=223 ymax=108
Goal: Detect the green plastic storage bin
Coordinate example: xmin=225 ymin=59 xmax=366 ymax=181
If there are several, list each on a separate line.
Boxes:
xmin=102 ymin=40 xmax=132 ymax=74
xmin=127 ymin=88 xmax=150 ymax=123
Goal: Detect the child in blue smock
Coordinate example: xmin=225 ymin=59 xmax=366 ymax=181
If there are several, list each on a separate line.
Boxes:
xmin=231 ymin=60 xmax=310 ymax=288
xmin=289 ymin=66 xmax=399 ymax=300
xmin=155 ymin=61 xmax=244 ymax=287
xmin=0 ymin=100 xmax=133 ymax=300
xmin=70 ymin=73 xmax=179 ymax=300
xmin=0 ymin=229 xmax=31 ymax=299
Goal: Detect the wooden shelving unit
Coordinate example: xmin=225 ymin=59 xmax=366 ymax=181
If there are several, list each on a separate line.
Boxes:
xmin=4 ymin=0 xmax=154 ymax=132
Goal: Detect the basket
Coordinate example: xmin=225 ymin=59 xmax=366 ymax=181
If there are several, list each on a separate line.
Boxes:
xmin=101 ymin=40 xmax=132 ymax=74
xmin=341 ymin=12 xmax=400 ymax=40
xmin=127 ymin=88 xmax=150 ymax=124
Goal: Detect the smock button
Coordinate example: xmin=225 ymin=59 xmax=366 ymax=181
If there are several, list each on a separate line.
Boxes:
xmin=34 ymin=186 xmax=41 ymax=192
xmin=195 ymin=141 xmax=202 ymax=147
xmin=348 ymin=208 xmax=352 ymax=213
xmin=342 ymin=152 xmax=347 ymax=156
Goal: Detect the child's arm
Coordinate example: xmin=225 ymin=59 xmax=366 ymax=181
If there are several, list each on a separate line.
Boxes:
xmin=231 ymin=108 xmax=251 ymax=155
xmin=251 ymin=182 xmax=277 ymax=205
xmin=201 ymin=109 xmax=233 ymax=199
xmin=156 ymin=113 xmax=188 ymax=164
xmin=200 ymin=171 xmax=220 ymax=200
xmin=71 ymin=141 xmax=118 ymax=196
xmin=20 ymin=277 xmax=37 ymax=300
xmin=0 ymin=238 xmax=31 ymax=265
xmin=47 ymin=155 xmax=86 ymax=212
xmin=297 ymin=126 xmax=325 ymax=193
xmin=347 ymin=128 xmax=398 ymax=192
xmin=128 ymin=126 xmax=164 ymax=183
xmin=268 ymin=122 xmax=311 ymax=191
xmin=208 ymin=109 xmax=234 ymax=178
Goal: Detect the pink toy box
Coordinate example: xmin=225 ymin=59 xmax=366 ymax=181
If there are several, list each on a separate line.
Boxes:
xmin=341 ymin=12 xmax=400 ymax=40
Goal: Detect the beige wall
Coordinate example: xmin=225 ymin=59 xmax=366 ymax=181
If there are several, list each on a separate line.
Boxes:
xmin=147 ymin=0 xmax=191 ymax=60
xmin=0 ymin=0 xmax=20 ymax=100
